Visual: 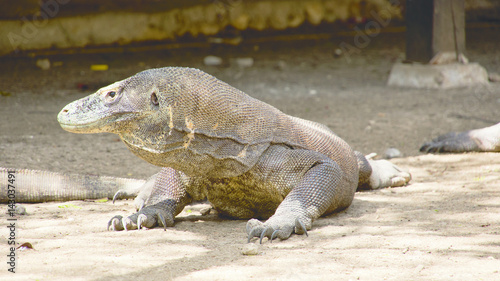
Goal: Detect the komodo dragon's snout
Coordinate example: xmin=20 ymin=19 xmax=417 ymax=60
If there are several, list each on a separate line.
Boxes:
xmin=57 ymin=67 xmax=410 ymax=243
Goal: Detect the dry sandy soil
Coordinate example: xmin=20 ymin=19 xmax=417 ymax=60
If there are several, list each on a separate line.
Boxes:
xmin=0 ymin=28 xmax=499 ymax=280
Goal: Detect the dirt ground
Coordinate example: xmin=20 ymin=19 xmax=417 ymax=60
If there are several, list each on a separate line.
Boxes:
xmin=0 ymin=27 xmax=499 ymax=280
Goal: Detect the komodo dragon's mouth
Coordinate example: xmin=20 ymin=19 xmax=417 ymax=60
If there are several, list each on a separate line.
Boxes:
xmin=58 ymin=120 xmax=106 ymax=134
xmin=57 ymin=110 xmax=135 ymax=134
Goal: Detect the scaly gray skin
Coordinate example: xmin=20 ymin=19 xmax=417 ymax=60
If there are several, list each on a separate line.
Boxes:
xmin=420 ymin=122 xmax=500 ymax=153
xmin=58 ymin=67 xmax=410 ymax=242
xmin=0 ymin=167 xmax=145 ymax=203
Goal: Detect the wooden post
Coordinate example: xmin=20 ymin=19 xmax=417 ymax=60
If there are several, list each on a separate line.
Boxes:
xmin=405 ymin=0 xmax=465 ymax=63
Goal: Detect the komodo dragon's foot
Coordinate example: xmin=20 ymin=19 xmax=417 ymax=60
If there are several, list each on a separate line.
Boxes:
xmin=420 ymin=123 xmax=500 ymax=153
xmin=246 ymin=214 xmax=311 ymax=243
xmin=107 ymin=205 xmax=174 ymax=231
xmin=420 ymin=131 xmax=480 ymax=153
xmin=367 ymin=158 xmax=411 ymax=189
xmin=420 ymin=131 xmax=482 ymax=153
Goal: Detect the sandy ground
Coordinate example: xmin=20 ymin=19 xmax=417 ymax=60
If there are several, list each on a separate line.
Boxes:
xmin=0 ymin=28 xmax=499 ymax=280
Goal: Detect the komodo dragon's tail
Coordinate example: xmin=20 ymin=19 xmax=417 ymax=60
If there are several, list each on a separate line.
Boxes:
xmin=0 ymin=167 xmax=145 ymax=203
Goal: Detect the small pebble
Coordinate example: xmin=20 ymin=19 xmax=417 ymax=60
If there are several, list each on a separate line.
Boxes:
xmin=200 ymin=207 xmax=211 ymax=216
xmin=333 ymin=48 xmax=343 ymax=57
xmin=235 ymin=57 xmax=254 ymax=68
xmin=241 ymin=243 xmax=259 ymax=255
xmin=36 ymin=58 xmax=50 ymax=70
xmin=384 ymin=148 xmax=402 ymax=159
xmin=204 ymin=55 xmax=223 ymax=66
xmin=275 ymin=60 xmax=287 ymax=71
xmin=15 ymin=205 xmax=27 ymax=215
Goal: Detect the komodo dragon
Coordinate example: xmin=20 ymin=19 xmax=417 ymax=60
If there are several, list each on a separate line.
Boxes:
xmin=420 ymin=122 xmax=500 ymax=153
xmin=57 ymin=67 xmax=410 ymax=242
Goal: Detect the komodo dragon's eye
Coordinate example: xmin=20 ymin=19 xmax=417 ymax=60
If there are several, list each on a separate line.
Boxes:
xmin=103 ymin=91 xmax=119 ymax=104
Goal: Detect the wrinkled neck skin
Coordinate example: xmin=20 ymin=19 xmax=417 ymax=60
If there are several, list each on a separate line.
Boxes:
xmin=117 ymin=112 xmax=187 ymax=158
xmin=117 ymin=114 xmax=256 ymax=178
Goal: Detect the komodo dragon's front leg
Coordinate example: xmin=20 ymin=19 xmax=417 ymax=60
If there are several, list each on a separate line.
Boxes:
xmin=246 ymin=147 xmax=410 ymax=242
xmin=108 ymin=167 xmax=192 ymax=231
xmin=246 ymin=145 xmax=351 ymax=242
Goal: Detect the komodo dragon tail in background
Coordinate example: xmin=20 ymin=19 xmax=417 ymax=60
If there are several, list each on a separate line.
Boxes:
xmin=0 ymin=167 xmax=145 ymax=203
xmin=57 ymin=67 xmax=411 ymax=242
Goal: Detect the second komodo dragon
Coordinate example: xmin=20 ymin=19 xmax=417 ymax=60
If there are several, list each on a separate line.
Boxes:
xmin=58 ymin=67 xmax=410 ymax=242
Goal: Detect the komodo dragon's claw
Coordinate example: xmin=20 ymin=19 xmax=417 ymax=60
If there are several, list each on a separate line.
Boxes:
xmin=112 ymin=191 xmax=122 ymax=204
xmin=271 ymin=230 xmax=279 ymax=242
xmin=107 ymin=215 xmax=124 ymax=231
xmin=108 ymin=205 xmax=175 ymax=231
xmin=295 ymin=218 xmax=309 ymax=237
xmin=247 ymin=228 xmax=261 ymax=243
xmin=246 ymin=217 xmax=310 ymax=243
xmin=112 ymin=185 xmax=144 ymax=204
xmin=259 ymin=227 xmax=275 ymax=244
xmin=137 ymin=214 xmax=146 ymax=230
xmin=122 ymin=217 xmax=137 ymax=231
xmin=157 ymin=212 xmax=168 ymax=231
xmin=122 ymin=218 xmax=129 ymax=232
xmin=136 ymin=213 xmax=166 ymax=231
xmin=107 ymin=215 xmax=137 ymax=231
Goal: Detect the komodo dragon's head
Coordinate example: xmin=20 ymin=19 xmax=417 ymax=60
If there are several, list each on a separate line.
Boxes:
xmin=58 ymin=70 xmax=164 ymax=135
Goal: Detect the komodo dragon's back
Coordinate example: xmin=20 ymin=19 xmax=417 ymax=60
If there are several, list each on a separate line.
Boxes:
xmin=58 ymin=67 xmax=410 ymax=242
xmin=171 ymin=67 xmax=358 ymax=183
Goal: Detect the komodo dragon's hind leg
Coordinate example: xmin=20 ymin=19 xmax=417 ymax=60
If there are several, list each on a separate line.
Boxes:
xmin=420 ymin=122 xmax=500 ymax=153
xmin=355 ymin=151 xmax=411 ymax=190
xmin=108 ymin=167 xmax=191 ymax=231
